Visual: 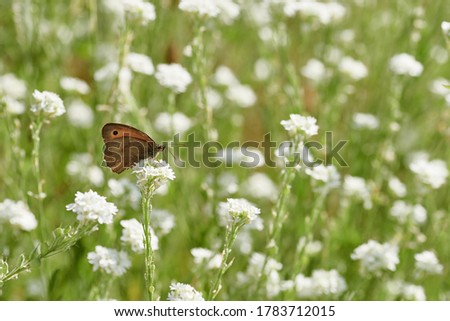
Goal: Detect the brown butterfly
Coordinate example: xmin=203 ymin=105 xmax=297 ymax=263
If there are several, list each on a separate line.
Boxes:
xmin=102 ymin=123 xmax=165 ymax=173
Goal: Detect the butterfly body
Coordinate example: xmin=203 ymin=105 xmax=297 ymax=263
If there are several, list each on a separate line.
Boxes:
xmin=102 ymin=123 xmax=165 ymax=173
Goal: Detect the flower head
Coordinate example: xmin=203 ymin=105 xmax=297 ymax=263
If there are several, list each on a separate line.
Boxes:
xmin=179 ymin=0 xmax=220 ymax=17
xmin=352 ymin=113 xmax=379 ymax=130
xmin=281 ymin=114 xmax=319 ymax=138
xmin=133 ymin=160 xmax=175 ymax=192
xmin=226 ymin=84 xmax=257 ymax=108
xmin=0 ymin=73 xmax=27 ymax=99
xmin=167 ymin=282 xmax=205 ymax=301
xmin=66 ymin=190 xmax=118 ymax=224
xmin=60 ymin=77 xmax=90 ymax=94
xmin=414 ymin=250 xmax=443 ymax=275
xmin=155 ymin=63 xmax=192 ymax=93
xmin=389 ymin=53 xmax=423 ymax=77
xmin=305 ymin=164 xmax=340 ymax=189
xmin=409 ymin=157 xmax=448 ymax=189
xmin=87 ymin=246 xmax=131 ymax=276
xmin=31 ymin=90 xmax=66 ymax=118
xmin=390 ymin=200 xmax=426 ymax=225
xmin=338 ymin=57 xmax=368 ymax=80
xmin=295 ymin=269 xmax=347 ymax=298
xmin=218 ymin=198 xmax=261 ymax=224
xmin=66 ymin=99 xmax=94 ymax=128
xmin=351 ymin=240 xmax=399 ymax=274
xmin=0 ymin=199 xmax=37 ymax=231
xmin=120 ymin=218 xmax=158 ymax=253
xmin=191 ymin=248 xmax=222 ymax=269
xmin=343 ymin=175 xmax=372 ymax=209
xmin=126 ymin=52 xmax=154 ymax=75
xmin=122 ymin=0 xmax=156 ymax=25
xmin=154 ymin=112 xmax=192 ymax=135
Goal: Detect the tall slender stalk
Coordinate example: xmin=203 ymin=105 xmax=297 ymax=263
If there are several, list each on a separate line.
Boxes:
xmin=141 ymin=187 xmax=156 ymax=301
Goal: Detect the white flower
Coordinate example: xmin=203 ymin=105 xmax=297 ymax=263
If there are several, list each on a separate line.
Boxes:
xmin=66 ymin=153 xmax=104 ymax=186
xmin=217 ymin=172 xmax=239 ymax=196
xmin=66 ymin=190 xmax=118 ymax=224
xmin=388 ymin=177 xmax=407 ymax=197
xmin=122 ymin=0 xmax=156 ymax=25
xmin=338 ymin=57 xmax=368 ymax=80
xmin=305 ymin=164 xmax=340 ymax=188
xmin=409 ymin=157 xmax=448 ymax=189
xmin=352 ymin=113 xmax=379 ymax=129
xmin=402 ymin=284 xmax=426 ymax=301
xmin=107 ymin=178 xmax=141 ymax=209
xmin=216 ymin=0 xmax=240 ymax=24
xmin=205 ymin=87 xmax=223 ymax=109
xmin=281 ymin=114 xmax=319 ymax=138
xmin=414 ymin=250 xmax=443 ymax=274
xmin=120 ymin=218 xmax=158 ymax=253
xmin=167 ymin=282 xmax=205 ymax=301
xmin=0 ymin=199 xmax=37 ymax=231
xmin=241 ymin=173 xmax=278 ymax=201
xmin=301 ymin=59 xmax=327 ymax=82
xmin=66 ymin=99 xmax=94 ymax=128
xmin=343 ymin=175 xmax=372 ymax=209
xmin=218 ymin=198 xmax=261 ymax=223
xmin=214 ymin=66 xmax=239 ymax=86
xmin=133 ymin=160 xmax=176 ymax=191
xmin=284 ymin=1 xmax=346 ymax=25
xmin=87 ymin=246 xmax=131 ymax=276
xmin=389 ymin=53 xmax=423 ymax=77
xmin=226 ymin=84 xmax=257 ymax=108
xmin=126 ymin=53 xmax=154 ymax=75
xmin=442 ymin=21 xmax=450 ymax=35
xmin=390 ymin=200 xmax=426 ymax=225
xmin=154 ymin=112 xmax=192 ymax=134
xmin=386 ymin=280 xmax=426 ymax=300
xmin=429 ymin=78 xmax=450 ymax=97
xmin=295 ymin=269 xmax=347 ymax=298
xmin=152 ymin=209 xmax=176 ymax=235
xmin=351 ymin=240 xmax=399 ymax=274
xmin=155 ymin=63 xmax=192 ymax=93
xmin=0 ymin=73 xmax=27 ymax=99
xmin=191 ymin=248 xmax=222 ymax=269
xmin=60 ymin=77 xmax=90 ymax=94
xmin=254 ymin=58 xmax=272 ymax=81
xmin=31 ymin=90 xmax=66 ymax=118
xmin=1 ymin=96 xmax=25 ymax=114
xmin=248 ymin=252 xmax=282 ymax=276
xmin=179 ymin=0 xmax=220 ymax=17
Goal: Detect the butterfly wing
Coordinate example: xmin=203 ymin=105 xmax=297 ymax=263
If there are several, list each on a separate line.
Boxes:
xmin=102 ymin=123 xmax=163 ymax=173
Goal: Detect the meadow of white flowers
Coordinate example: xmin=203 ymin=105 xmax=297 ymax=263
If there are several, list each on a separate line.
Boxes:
xmin=0 ymin=0 xmax=449 ymax=300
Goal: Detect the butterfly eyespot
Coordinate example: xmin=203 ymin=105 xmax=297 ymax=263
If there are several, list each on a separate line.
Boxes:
xmin=113 ymin=130 xmax=119 ymax=135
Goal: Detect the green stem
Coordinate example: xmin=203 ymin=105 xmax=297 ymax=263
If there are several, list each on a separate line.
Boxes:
xmin=208 ymin=220 xmax=244 ymax=300
xmin=31 ymin=116 xmax=45 ymax=241
xmin=142 ymin=189 xmax=156 ymax=300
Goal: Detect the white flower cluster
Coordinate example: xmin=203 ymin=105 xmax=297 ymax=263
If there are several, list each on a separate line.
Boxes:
xmin=108 ymin=178 xmax=141 ymax=209
xmin=218 ymin=198 xmax=261 ymax=223
xmin=236 ymin=252 xmax=285 ymax=298
xmin=66 ymin=190 xmax=118 ymax=224
xmin=409 ymin=156 xmax=448 ymax=189
xmin=429 ymin=77 xmax=450 ymax=106
xmin=155 ymin=63 xmax=192 ymax=93
xmin=414 ymin=250 xmax=443 ymax=275
xmin=389 ymin=53 xmax=423 ymax=77
xmin=284 ymin=1 xmax=346 ymax=25
xmin=390 ymin=200 xmax=426 ymax=225
xmin=281 ymin=114 xmax=319 ymax=138
xmin=126 ymin=53 xmax=155 ymax=75
xmin=120 ymin=218 xmax=158 ymax=253
xmin=352 ymin=113 xmax=379 ymax=130
xmin=167 ymin=282 xmax=205 ymax=301
xmin=0 ymin=73 xmax=27 ymax=114
xmin=301 ymin=58 xmax=328 ymax=83
xmin=152 ymin=209 xmax=176 ymax=235
xmin=122 ymin=0 xmax=156 ymax=25
xmin=31 ymin=90 xmax=66 ymax=118
xmin=213 ymin=66 xmax=257 ymax=108
xmin=66 ymin=99 xmax=94 ymax=128
xmin=154 ymin=112 xmax=192 ymax=135
xmin=179 ymin=0 xmax=240 ymax=24
xmin=241 ymin=173 xmax=278 ymax=202
xmin=305 ymin=164 xmax=340 ymax=189
xmin=386 ymin=280 xmax=426 ymax=301
xmin=338 ymin=56 xmax=368 ymax=80
xmin=87 ymin=245 xmax=131 ymax=276
xmin=191 ymin=248 xmax=222 ymax=270
xmin=351 ymin=240 xmax=399 ymax=274
xmin=60 ymin=77 xmax=90 ymax=95
xmin=0 ymin=199 xmax=37 ymax=231
xmin=343 ymin=175 xmax=372 ymax=209
xmin=133 ymin=160 xmax=176 ymax=192
xmin=66 ymin=153 xmax=104 ymax=186
xmin=295 ymin=269 xmax=347 ymax=298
